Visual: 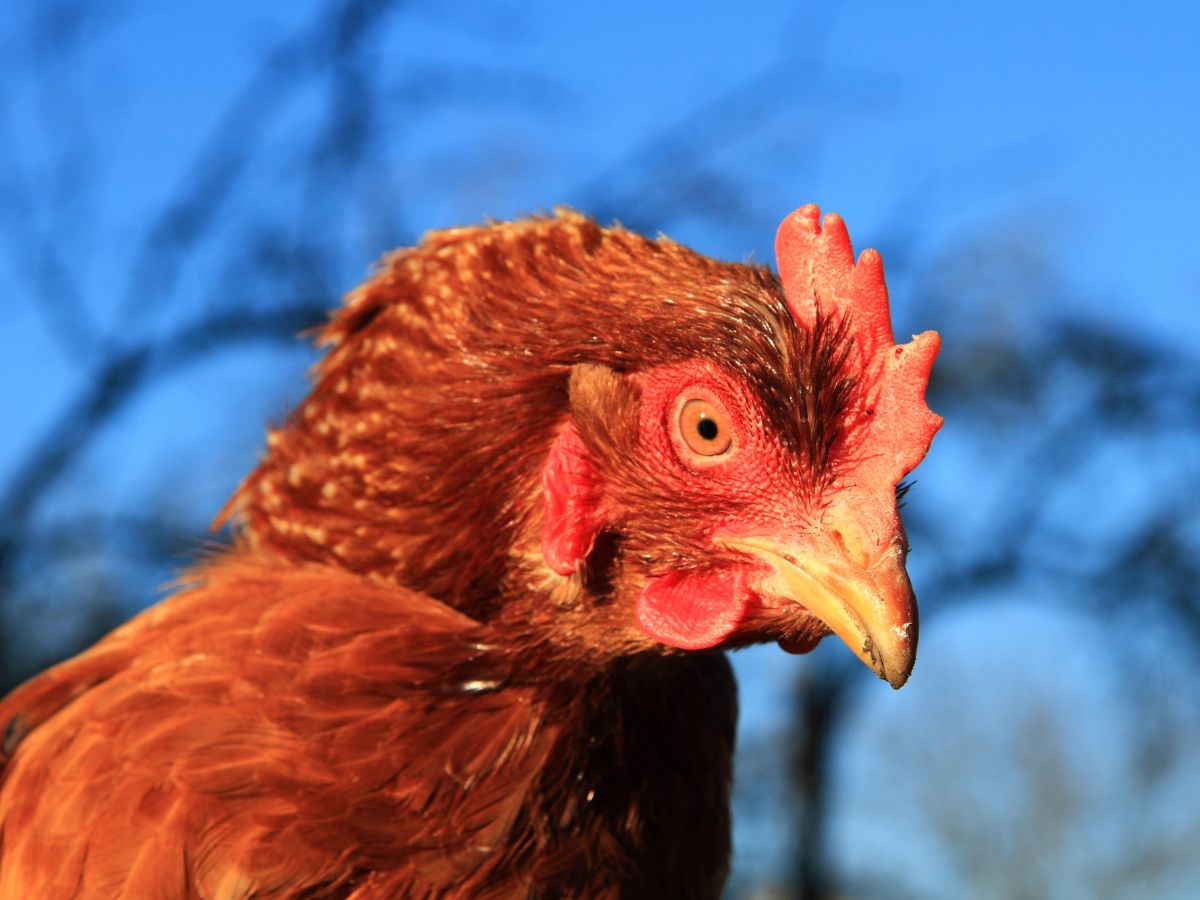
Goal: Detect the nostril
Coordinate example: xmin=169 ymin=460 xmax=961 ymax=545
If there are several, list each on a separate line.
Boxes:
xmin=830 ymin=528 xmax=847 ymax=555
xmin=830 ymin=527 xmax=873 ymax=570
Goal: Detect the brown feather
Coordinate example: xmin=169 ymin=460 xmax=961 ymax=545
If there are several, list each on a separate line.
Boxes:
xmin=1 ymin=554 xmax=734 ymax=896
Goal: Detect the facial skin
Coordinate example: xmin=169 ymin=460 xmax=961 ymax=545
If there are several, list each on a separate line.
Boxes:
xmin=555 ymin=357 xmax=919 ymax=687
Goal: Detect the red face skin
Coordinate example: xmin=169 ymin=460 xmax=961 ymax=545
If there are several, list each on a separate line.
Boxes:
xmin=631 ymin=359 xmax=828 ymax=653
xmin=542 ymin=352 xmax=924 ymax=684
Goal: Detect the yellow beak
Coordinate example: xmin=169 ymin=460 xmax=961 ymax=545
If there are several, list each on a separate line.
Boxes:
xmin=722 ymin=535 xmax=919 ymax=688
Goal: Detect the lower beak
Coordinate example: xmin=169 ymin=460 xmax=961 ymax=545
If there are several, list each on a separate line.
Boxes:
xmin=722 ymin=535 xmax=919 ymax=688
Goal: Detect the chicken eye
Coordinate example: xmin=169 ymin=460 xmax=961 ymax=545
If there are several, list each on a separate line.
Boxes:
xmin=679 ymin=399 xmax=734 ymax=457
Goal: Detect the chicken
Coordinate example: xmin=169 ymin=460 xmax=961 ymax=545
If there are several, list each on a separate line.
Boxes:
xmin=0 ymin=204 xmax=940 ymax=897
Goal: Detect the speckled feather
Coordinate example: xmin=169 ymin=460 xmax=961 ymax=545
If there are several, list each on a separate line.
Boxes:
xmin=221 ymin=211 xmax=852 ymax=613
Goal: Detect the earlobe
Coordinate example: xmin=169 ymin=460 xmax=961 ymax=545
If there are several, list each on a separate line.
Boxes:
xmin=541 ymin=363 xmax=638 ymax=575
xmin=540 ymin=421 xmax=605 ymax=575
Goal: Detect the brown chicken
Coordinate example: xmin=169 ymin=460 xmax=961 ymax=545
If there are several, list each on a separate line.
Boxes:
xmin=0 ymin=204 xmax=940 ymax=897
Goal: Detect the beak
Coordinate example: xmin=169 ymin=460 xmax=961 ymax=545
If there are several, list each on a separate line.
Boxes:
xmin=722 ymin=534 xmax=918 ymax=688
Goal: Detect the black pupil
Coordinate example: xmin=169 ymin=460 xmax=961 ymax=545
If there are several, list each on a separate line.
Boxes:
xmin=696 ymin=417 xmax=719 ymax=441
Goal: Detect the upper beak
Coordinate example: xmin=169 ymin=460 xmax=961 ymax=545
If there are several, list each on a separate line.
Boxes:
xmin=721 ymin=534 xmax=919 ymax=688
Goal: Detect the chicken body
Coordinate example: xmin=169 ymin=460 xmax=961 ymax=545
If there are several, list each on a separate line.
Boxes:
xmin=0 ymin=558 xmax=733 ymax=897
xmin=0 ymin=206 xmax=939 ymax=896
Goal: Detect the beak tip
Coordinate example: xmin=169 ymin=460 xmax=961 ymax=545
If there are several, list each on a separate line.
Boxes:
xmin=865 ymin=631 xmax=916 ymax=690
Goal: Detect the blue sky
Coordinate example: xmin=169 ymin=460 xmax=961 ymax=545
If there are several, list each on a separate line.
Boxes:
xmin=2 ymin=0 xmax=1198 ymax=893
xmin=4 ymin=0 xmax=1197 ymax=480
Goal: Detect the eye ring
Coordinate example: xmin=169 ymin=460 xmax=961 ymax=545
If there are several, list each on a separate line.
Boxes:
xmin=676 ymin=395 xmax=735 ymax=461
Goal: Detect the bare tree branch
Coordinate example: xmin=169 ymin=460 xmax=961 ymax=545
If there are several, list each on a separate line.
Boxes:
xmin=114 ymin=0 xmax=403 ymax=328
xmin=0 ymin=301 xmax=326 ymax=570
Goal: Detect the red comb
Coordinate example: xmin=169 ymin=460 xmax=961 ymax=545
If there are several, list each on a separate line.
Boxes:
xmin=775 ymin=205 xmax=942 ymax=487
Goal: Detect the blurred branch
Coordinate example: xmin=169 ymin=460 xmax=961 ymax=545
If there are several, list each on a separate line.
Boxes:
xmin=19 ymin=511 xmax=198 ymax=564
xmin=789 ymin=660 xmax=854 ymax=900
xmin=0 ymin=301 xmax=326 ymax=571
xmin=567 ymin=3 xmax=891 ymax=237
xmin=0 ymin=1 xmax=112 ymax=360
xmin=568 ymin=61 xmax=797 ymax=232
xmin=0 ymin=0 xmax=410 ymax=586
xmin=114 ymin=0 xmax=402 ymax=327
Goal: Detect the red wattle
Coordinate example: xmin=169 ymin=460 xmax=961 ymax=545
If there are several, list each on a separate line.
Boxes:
xmin=635 ymin=567 xmax=753 ymax=650
xmin=778 ymin=634 xmax=823 ymax=655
